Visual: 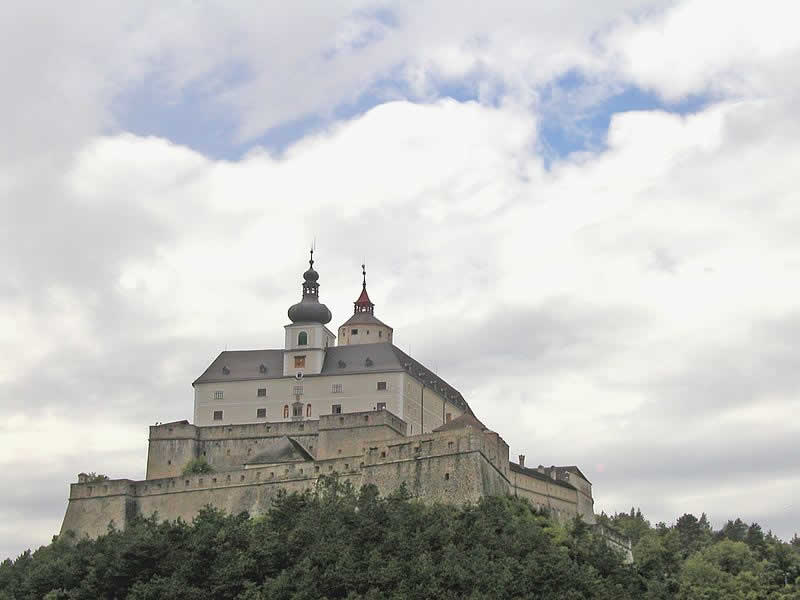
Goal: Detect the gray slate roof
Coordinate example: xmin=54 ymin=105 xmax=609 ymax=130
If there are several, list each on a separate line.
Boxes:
xmin=193 ymin=349 xmax=284 ymax=385
xmin=432 ymin=413 xmax=487 ymax=433
xmin=340 ymin=312 xmax=392 ymax=328
xmin=192 ymin=343 xmax=470 ymax=413
xmin=509 ymin=462 xmax=577 ymax=491
xmin=245 ymin=436 xmax=313 ymax=465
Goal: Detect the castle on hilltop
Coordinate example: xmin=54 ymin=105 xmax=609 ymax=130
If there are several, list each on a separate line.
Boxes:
xmin=60 ymin=251 xmax=630 ymax=557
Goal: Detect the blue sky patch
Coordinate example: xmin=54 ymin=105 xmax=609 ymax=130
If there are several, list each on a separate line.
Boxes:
xmin=113 ymin=64 xmax=709 ymax=165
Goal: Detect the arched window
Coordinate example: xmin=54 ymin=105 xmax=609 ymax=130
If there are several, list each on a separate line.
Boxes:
xmin=298 ymin=331 xmax=308 ymax=346
xmin=283 ymin=404 xmax=289 ymax=419
xmin=306 ymin=403 xmax=312 ymax=417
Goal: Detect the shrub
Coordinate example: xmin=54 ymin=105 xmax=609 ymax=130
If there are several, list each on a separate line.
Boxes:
xmin=182 ymin=458 xmax=214 ymax=475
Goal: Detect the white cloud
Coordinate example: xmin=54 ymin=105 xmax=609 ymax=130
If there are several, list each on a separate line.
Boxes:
xmin=2 ymin=0 xmax=800 ymax=558
xmin=608 ymin=0 xmax=800 ymax=101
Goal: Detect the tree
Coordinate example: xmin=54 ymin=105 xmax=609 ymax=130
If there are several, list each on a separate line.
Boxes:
xmin=718 ymin=518 xmax=748 ymax=543
xmin=675 ymin=513 xmax=712 ymax=558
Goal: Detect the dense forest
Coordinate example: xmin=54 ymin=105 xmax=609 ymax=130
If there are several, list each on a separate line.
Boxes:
xmin=1 ymin=478 xmax=798 ymax=599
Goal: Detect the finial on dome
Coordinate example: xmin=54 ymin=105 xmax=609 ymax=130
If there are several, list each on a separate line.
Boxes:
xmin=289 ymin=248 xmax=331 ymax=324
xmin=362 ymin=263 xmax=366 ymax=289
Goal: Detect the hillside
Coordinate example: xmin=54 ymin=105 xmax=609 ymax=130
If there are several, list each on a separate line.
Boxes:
xmin=1 ymin=478 xmax=798 ymax=599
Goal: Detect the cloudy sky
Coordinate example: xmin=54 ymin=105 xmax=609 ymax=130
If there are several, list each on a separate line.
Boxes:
xmin=2 ymin=0 xmax=799 ymax=558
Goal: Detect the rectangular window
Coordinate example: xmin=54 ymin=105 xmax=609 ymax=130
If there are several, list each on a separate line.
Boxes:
xmin=351 ymin=328 xmax=358 ymax=335
xmin=257 ymin=408 xmax=266 ymax=418
xmin=213 ymin=410 xmax=223 ymax=421
xmin=331 ymin=404 xmax=342 ymax=414
xmin=293 ymin=385 xmax=304 ymax=395
xmin=446 ymin=412 xmax=452 ymax=423
xmin=376 ymin=402 xmax=386 ymax=411
xmin=377 ymin=381 xmax=387 ymax=391
xmin=292 ymin=404 xmax=303 ymax=417
xmin=214 ymin=391 xmax=223 ymax=400
xmin=257 ymin=388 xmax=267 ymax=397
xmin=331 ymin=383 xmax=343 ymax=393
xmin=294 ymin=355 xmax=306 ymax=368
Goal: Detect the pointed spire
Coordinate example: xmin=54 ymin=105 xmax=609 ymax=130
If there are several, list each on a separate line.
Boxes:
xmin=354 ymin=263 xmax=374 ymax=314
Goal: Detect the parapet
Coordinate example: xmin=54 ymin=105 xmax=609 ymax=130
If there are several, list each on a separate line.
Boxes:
xmin=148 ymin=419 xmax=320 ymax=442
xmin=319 ymin=410 xmax=407 ymax=436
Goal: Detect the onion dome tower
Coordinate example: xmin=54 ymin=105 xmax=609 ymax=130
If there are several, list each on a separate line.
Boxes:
xmin=338 ymin=264 xmax=393 ymax=346
xmin=284 ymin=249 xmax=335 ymax=377
xmin=287 ymin=249 xmax=332 ymax=325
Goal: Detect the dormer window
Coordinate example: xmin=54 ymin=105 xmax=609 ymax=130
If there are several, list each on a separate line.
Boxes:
xmin=365 ymin=357 xmax=373 ymax=367
xmin=298 ymin=331 xmax=308 ymax=346
xmin=222 ymin=366 xmax=230 ymax=375
xmin=337 ymin=360 xmax=346 ymax=369
xmin=259 ymin=364 xmax=268 ymax=374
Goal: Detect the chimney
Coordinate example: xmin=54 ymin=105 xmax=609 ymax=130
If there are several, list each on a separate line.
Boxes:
xmin=518 ymin=454 xmax=525 ymax=468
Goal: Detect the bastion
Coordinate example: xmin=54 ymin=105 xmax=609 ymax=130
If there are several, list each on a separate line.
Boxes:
xmin=61 ymin=410 xmax=605 ymax=543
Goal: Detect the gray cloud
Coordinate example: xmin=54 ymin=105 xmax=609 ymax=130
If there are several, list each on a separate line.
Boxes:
xmin=3 ymin=0 xmax=800 ymax=561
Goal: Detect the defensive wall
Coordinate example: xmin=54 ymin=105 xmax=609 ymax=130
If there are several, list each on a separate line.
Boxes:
xmin=62 ymin=410 xmax=594 ymax=541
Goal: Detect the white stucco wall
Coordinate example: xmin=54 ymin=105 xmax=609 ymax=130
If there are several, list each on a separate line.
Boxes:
xmin=338 ymin=322 xmax=393 ymax=346
xmin=400 ymin=374 xmax=466 ymax=435
xmin=282 ymin=323 xmax=336 ymax=376
xmin=193 ymin=371 xmax=405 ymax=426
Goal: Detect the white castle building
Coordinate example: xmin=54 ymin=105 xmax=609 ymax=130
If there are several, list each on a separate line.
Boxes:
xmin=192 ymin=252 xmax=468 ymax=433
xmin=59 ymin=250 xmax=631 ymax=560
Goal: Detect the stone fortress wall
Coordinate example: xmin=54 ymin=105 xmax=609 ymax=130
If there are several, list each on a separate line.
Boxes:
xmin=61 ymin=409 xmax=602 ymax=542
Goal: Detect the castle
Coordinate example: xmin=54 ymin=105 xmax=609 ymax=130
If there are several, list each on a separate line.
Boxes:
xmin=60 ymin=252 xmax=630 ymax=557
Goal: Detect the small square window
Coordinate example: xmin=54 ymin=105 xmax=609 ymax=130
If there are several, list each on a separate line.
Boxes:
xmin=214 ymin=391 xmax=223 ymax=400
xmin=376 ymin=402 xmax=386 ymax=411
xmin=257 ymin=388 xmax=267 ymax=397
xmin=351 ymin=328 xmax=358 ymax=335
xmin=377 ymin=381 xmax=387 ymax=391
xmin=213 ymin=410 xmax=223 ymax=421
xmin=257 ymin=408 xmax=266 ymax=418
xmin=332 ymin=383 xmax=343 ymax=393
xmin=331 ymin=404 xmax=342 ymax=414
xmin=294 ymin=356 xmax=306 ymax=368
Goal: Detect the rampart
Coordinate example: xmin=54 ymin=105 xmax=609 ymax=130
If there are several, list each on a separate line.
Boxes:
xmin=62 ymin=410 xmax=594 ymax=540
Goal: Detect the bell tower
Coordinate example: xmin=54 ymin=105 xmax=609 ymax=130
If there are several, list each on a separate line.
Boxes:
xmin=338 ymin=264 xmax=393 ymax=346
xmin=283 ymin=249 xmax=336 ymax=376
